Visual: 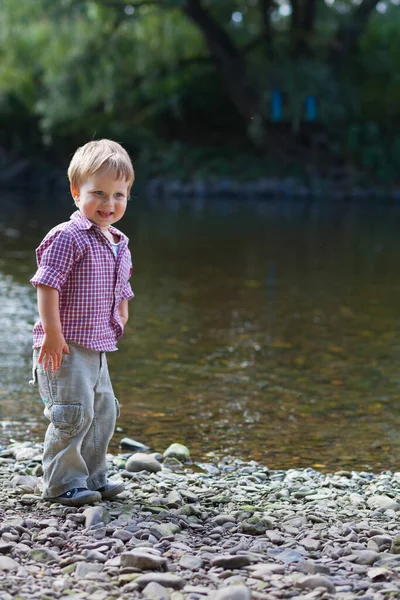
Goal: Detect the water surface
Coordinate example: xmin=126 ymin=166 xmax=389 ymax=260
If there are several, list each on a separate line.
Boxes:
xmin=2 ymin=192 xmax=400 ymax=472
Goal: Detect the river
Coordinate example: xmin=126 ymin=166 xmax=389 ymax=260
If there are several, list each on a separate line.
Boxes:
xmin=2 ymin=191 xmax=400 ymax=471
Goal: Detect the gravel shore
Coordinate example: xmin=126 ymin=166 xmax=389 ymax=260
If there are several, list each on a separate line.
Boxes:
xmin=1 ymin=441 xmax=400 ymax=600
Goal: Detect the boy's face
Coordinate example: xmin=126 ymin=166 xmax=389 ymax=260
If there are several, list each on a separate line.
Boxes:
xmin=72 ymin=170 xmax=130 ymax=233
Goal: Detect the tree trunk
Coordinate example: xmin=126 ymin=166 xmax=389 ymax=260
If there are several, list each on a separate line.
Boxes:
xmin=290 ymin=0 xmax=317 ymax=56
xmin=302 ymin=0 xmax=317 ymax=35
xmin=182 ymin=0 xmax=260 ymax=123
xmin=332 ymin=0 xmax=379 ymax=64
xmin=260 ymin=0 xmax=275 ymax=57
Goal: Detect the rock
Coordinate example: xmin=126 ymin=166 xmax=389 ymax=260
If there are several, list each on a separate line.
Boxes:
xmin=10 ymin=475 xmax=41 ymax=492
xmin=0 ymin=542 xmax=15 ymax=554
xmin=298 ymin=537 xmax=321 ymax=551
xmin=349 ymin=493 xmax=365 ymax=506
xmin=238 ymin=516 xmax=271 ymax=535
xmin=120 ymin=437 xmax=150 ymax=451
xmin=179 ymin=554 xmax=203 ymax=570
xmin=166 ymin=490 xmax=182 ymax=508
xmin=212 ymin=554 xmax=254 ymax=569
xmin=297 ymin=575 xmax=336 ymax=594
xmin=121 ymin=550 xmax=167 ymax=571
xmin=345 ymin=550 xmax=380 ymax=565
xmin=367 ymin=567 xmax=392 ymax=581
xmin=296 ymin=560 xmax=331 ymax=576
xmin=12 ymin=445 xmax=40 ymax=462
xmin=5 ymin=440 xmax=400 ymax=600
xmin=180 ymin=490 xmax=198 ymax=503
xmin=83 ymin=506 xmax=110 ymax=529
xmin=75 ymin=562 xmax=104 ymax=577
xmin=213 ymin=584 xmax=251 ymax=600
xmin=112 ymin=529 xmax=134 ymax=542
xmin=30 ymin=548 xmax=59 ymax=563
xmin=126 ymin=453 xmax=162 ymax=473
xmin=368 ymin=535 xmax=392 ymax=552
xmin=150 ymin=523 xmax=181 ymax=540
xmin=135 ymin=573 xmax=184 ymax=590
xmin=250 ymin=564 xmax=285 ymax=578
xmin=163 ymin=444 xmax=191 ymax=463
xmin=276 ymin=549 xmax=306 ymax=564
xmin=390 ymin=536 xmax=400 ymax=554
xmin=367 ymin=495 xmax=400 ymax=511
xmin=282 ymin=515 xmax=307 ymax=528
xmin=20 ymin=493 xmax=40 ymax=505
xmin=82 ymin=549 xmax=107 ymax=562
xmin=170 ymin=593 xmax=184 ymax=600
xmin=0 ymin=556 xmax=19 ymax=571
xmin=143 ymin=582 xmax=170 ymax=600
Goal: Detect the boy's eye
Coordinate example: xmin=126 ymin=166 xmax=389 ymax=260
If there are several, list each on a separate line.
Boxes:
xmin=115 ymin=193 xmax=125 ymax=199
xmin=95 ymin=190 xmax=103 ymax=196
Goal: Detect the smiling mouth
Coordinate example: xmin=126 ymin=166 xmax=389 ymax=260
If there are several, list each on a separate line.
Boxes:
xmin=98 ymin=211 xmax=113 ymax=218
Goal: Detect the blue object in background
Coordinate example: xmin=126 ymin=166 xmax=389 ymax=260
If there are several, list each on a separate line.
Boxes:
xmin=271 ymin=90 xmax=283 ymax=122
xmin=305 ymin=95 xmax=317 ymax=122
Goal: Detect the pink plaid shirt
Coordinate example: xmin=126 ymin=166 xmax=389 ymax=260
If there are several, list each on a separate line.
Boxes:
xmin=31 ymin=211 xmax=134 ymax=352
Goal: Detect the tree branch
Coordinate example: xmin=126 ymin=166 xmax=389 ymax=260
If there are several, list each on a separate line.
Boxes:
xmin=302 ymin=0 xmax=317 ymax=33
xmin=333 ymin=0 xmax=379 ymax=61
xmin=260 ymin=0 xmax=275 ymax=57
xmin=290 ymin=0 xmax=317 ymax=56
xmin=290 ymin=0 xmax=301 ymax=32
xmin=182 ymin=0 xmax=259 ymax=121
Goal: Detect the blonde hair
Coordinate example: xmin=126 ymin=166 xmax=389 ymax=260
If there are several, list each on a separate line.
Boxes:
xmin=68 ymin=139 xmax=134 ymax=192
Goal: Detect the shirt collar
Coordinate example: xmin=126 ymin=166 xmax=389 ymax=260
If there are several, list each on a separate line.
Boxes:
xmin=70 ymin=210 xmax=128 ymax=243
xmin=70 ymin=210 xmax=93 ymax=230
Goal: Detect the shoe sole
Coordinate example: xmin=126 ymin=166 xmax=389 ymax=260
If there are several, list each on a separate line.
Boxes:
xmin=99 ymin=482 xmax=125 ymax=500
xmin=46 ymin=491 xmax=102 ymax=506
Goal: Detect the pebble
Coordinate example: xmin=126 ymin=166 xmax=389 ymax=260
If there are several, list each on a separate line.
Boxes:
xmin=125 ymin=453 xmax=162 ymax=473
xmin=0 ymin=556 xmax=19 ymax=571
xmin=2 ymin=441 xmax=400 ymax=599
xmin=212 ymin=554 xmax=254 ymax=569
xmin=143 ymin=581 xmax=171 ymax=600
xmin=179 ymin=554 xmax=203 ymax=570
xmin=163 ymin=443 xmax=191 ymax=463
xmin=297 ymin=575 xmax=336 ymax=593
xmin=213 ymin=584 xmax=251 ymax=599
xmin=135 ymin=573 xmax=185 ymax=589
xmin=121 ymin=549 xmax=167 ymax=570
xmin=120 ymin=437 xmax=150 ymax=451
xmin=83 ymin=506 xmax=110 ymax=529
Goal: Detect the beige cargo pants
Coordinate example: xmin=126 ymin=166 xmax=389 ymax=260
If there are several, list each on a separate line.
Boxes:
xmin=31 ymin=342 xmax=119 ymax=498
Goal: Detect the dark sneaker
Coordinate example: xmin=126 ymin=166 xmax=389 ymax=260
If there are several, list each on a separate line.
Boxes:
xmin=97 ymin=480 xmax=125 ymax=500
xmin=47 ymin=488 xmax=102 ymax=506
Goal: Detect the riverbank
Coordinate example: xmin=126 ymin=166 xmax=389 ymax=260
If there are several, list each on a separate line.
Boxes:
xmin=2 ymin=154 xmax=400 ymax=203
xmin=144 ymin=177 xmax=400 ymax=202
xmin=1 ymin=442 xmax=400 ymax=600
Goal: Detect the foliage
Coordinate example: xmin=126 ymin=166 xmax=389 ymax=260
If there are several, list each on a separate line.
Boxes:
xmin=0 ymin=0 xmax=400 ymax=182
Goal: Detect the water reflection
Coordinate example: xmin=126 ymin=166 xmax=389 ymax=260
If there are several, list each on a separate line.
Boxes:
xmin=2 ymin=191 xmax=400 ymax=471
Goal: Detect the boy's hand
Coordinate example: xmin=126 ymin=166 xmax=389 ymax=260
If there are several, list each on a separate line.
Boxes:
xmin=38 ymin=331 xmax=70 ymax=373
xmin=118 ymin=298 xmax=129 ymax=327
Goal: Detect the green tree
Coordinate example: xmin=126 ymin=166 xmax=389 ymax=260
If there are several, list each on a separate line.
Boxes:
xmin=1 ymin=0 xmax=400 ymax=180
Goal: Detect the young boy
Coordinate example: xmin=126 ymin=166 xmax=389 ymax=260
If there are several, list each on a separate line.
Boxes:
xmin=30 ymin=139 xmax=135 ymax=506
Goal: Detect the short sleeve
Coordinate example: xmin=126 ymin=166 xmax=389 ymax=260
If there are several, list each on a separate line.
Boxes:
xmin=121 ymin=281 xmax=135 ymax=301
xmin=30 ymin=230 xmax=78 ymax=293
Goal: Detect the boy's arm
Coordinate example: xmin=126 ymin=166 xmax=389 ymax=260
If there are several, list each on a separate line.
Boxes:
xmin=118 ymin=299 xmax=129 ymax=326
xmin=37 ymin=285 xmax=70 ymax=372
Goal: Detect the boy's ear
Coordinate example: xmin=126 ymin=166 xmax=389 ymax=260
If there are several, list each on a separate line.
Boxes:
xmin=70 ymin=184 xmax=79 ymax=201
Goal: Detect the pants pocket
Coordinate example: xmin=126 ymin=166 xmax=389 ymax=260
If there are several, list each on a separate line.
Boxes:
xmin=35 ymin=368 xmax=55 ymax=412
xmin=115 ymin=398 xmax=121 ymax=418
xmin=51 ymin=404 xmax=84 ymax=438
